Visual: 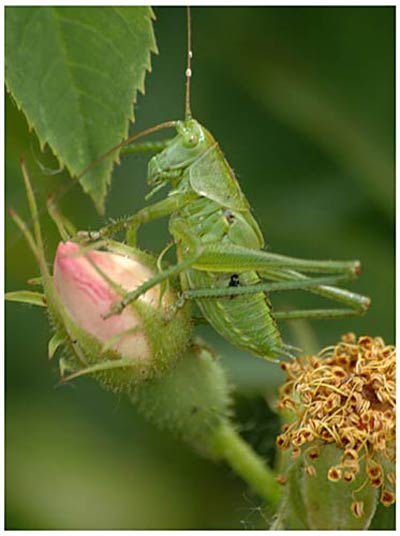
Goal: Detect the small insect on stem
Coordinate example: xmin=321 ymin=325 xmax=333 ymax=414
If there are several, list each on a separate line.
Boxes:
xmin=74 ymin=7 xmax=371 ymax=362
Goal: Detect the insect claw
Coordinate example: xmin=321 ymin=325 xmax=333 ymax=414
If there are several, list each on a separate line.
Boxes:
xmin=77 ymin=229 xmax=100 ymax=241
xmin=77 ymin=230 xmax=89 ymax=240
xmin=353 ymin=260 xmax=362 ymax=276
xmin=360 ymin=296 xmax=371 ymax=312
xmin=102 ymin=307 xmax=119 ymax=320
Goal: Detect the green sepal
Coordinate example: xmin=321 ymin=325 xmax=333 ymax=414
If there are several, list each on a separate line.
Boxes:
xmin=274 ymin=453 xmax=313 ymax=529
xmin=131 ymin=341 xmax=232 ymax=455
xmin=48 ymin=332 xmax=64 ymax=359
xmin=44 ymin=283 xmax=151 ymax=394
xmin=45 ymin=275 xmax=190 ymax=394
xmin=27 ymin=276 xmax=43 ymax=286
xmin=5 ymin=290 xmax=47 ymax=307
xmin=277 ymin=443 xmax=379 ymax=530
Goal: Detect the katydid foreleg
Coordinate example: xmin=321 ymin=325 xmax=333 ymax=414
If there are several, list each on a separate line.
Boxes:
xmin=120 ymin=140 xmax=170 ymax=156
xmin=78 ymin=192 xmax=193 ymax=244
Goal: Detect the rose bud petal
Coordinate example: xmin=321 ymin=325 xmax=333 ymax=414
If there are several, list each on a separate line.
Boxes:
xmin=51 ymin=241 xmax=192 ymax=391
xmin=54 ymin=241 xmax=158 ymax=361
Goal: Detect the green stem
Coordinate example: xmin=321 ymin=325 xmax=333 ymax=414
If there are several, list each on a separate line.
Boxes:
xmin=209 ymin=422 xmax=282 ymax=508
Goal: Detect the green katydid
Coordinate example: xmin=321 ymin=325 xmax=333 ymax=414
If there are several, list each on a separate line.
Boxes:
xmin=75 ymin=7 xmax=370 ymax=362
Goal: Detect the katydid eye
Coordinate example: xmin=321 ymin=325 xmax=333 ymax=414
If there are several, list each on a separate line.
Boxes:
xmin=183 ymin=133 xmax=198 ymax=147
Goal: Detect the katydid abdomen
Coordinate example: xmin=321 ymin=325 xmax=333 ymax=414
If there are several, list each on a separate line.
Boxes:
xmin=186 ymin=267 xmax=283 ymax=359
xmin=173 ymin=194 xmax=283 ymax=360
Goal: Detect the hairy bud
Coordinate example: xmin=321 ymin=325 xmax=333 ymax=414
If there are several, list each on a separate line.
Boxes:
xmin=51 ymin=241 xmax=192 ymax=392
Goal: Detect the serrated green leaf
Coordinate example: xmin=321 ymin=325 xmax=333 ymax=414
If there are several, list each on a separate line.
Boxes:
xmin=5 ymin=6 xmax=157 ymax=212
xmin=5 ymin=290 xmax=47 ymax=307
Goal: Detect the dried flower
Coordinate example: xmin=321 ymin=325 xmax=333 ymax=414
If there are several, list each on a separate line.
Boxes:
xmin=276 ymin=334 xmax=395 ymax=529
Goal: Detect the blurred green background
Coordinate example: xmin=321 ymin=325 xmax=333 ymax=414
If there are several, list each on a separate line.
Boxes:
xmin=5 ymin=6 xmax=394 ymax=530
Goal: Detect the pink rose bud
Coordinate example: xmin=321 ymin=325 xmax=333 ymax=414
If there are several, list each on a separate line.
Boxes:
xmin=8 ymin=162 xmax=191 ymax=393
xmin=54 ymin=241 xmax=161 ymax=361
xmin=50 ymin=241 xmax=192 ymax=391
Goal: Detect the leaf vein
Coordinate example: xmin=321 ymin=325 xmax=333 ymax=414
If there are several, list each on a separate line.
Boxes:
xmin=40 ymin=58 xmax=62 ymax=89
xmin=112 ymin=7 xmax=142 ymax=41
xmin=49 ymin=6 xmax=91 ymax=168
xmin=52 ymin=11 xmax=125 ymax=61
xmin=17 ymin=9 xmax=42 ymax=52
xmin=75 ymin=88 xmax=115 ymax=113
xmin=65 ymin=60 xmax=109 ymax=79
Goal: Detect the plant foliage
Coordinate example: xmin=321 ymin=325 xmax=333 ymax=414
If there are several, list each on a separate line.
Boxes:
xmin=5 ymin=6 xmax=157 ymax=212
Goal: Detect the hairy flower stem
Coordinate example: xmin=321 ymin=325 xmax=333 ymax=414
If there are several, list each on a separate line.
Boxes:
xmin=209 ymin=422 xmax=281 ymax=508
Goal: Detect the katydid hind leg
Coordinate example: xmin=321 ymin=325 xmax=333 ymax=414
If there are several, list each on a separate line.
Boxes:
xmin=177 ymin=270 xmax=368 ymax=324
xmin=104 ymin=218 xmax=204 ymax=318
xmin=260 ymin=267 xmax=370 ymax=314
xmin=191 ymin=242 xmax=369 ymax=313
xmin=274 ymin=308 xmax=365 ymax=321
xmin=180 ymin=274 xmax=352 ymax=301
xmin=195 ymin=243 xmax=362 ymax=276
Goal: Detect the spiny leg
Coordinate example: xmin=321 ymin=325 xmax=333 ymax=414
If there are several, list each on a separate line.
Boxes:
xmin=181 ymin=274 xmax=351 ymax=300
xmin=195 ymin=243 xmax=361 ymax=276
xmin=120 ymin=139 xmax=170 ymax=156
xmin=188 ymin=242 xmax=369 ymax=315
xmin=164 ymin=273 xmax=354 ymax=323
xmin=260 ymin=267 xmax=370 ymax=314
xmin=101 ymin=223 xmax=369 ymax=319
xmin=77 ymin=192 xmax=193 ymax=246
xmin=105 ymin=232 xmax=369 ymax=319
xmin=274 ymin=309 xmax=363 ymax=321
xmin=104 ymin=218 xmax=203 ymax=318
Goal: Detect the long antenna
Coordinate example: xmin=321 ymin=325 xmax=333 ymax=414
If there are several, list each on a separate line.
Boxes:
xmin=8 ymin=121 xmax=176 ymax=249
xmin=185 ymin=6 xmax=193 ymax=119
xmin=76 ymin=121 xmax=176 ymax=182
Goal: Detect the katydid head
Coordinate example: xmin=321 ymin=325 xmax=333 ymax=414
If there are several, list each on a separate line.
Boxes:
xmin=147 ymin=8 xmax=211 ymax=189
xmin=147 ymin=119 xmax=214 ymax=187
